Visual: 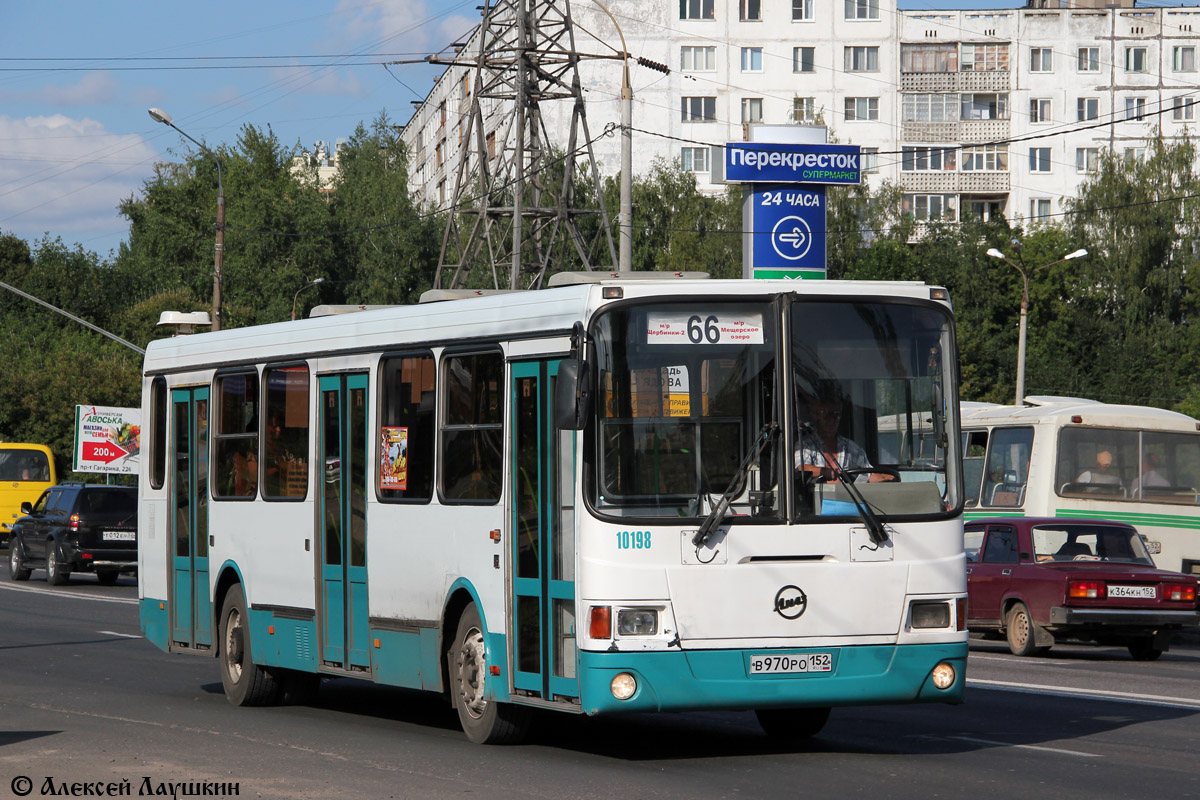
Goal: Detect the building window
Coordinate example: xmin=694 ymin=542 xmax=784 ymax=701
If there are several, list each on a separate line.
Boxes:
xmin=1077 ymin=97 xmax=1099 ymax=121
xmin=1030 ymin=98 xmax=1051 ymax=124
xmin=262 ymin=366 xmax=309 ymax=500
xmin=793 ymin=0 xmax=813 ymax=21
xmin=1125 ymin=96 xmax=1146 ymax=120
xmin=961 ymin=144 xmax=1009 ymax=171
xmin=845 ymin=97 xmax=879 ymax=121
xmin=440 ymin=352 xmax=503 ymax=503
xmin=1030 ymin=48 xmax=1053 ymax=73
xmin=1174 ymin=96 xmax=1196 ymax=121
xmin=740 ymin=0 xmax=761 ymax=21
xmin=1076 ymin=147 xmax=1100 ymax=173
xmin=681 ymin=45 xmax=716 ymax=72
xmin=379 ymin=353 xmax=436 ymax=502
xmin=1124 ymin=147 xmax=1146 ymax=162
xmin=793 ymin=97 xmax=817 ymax=122
xmin=680 ymin=0 xmax=714 ymax=20
xmin=793 ymin=46 xmax=815 ymax=73
xmin=214 ymin=372 xmax=259 ymax=499
xmin=901 ymin=43 xmax=957 ymax=73
xmin=681 ymin=146 xmax=710 ymax=173
xmin=438 ymin=101 xmax=446 ymax=127
xmin=1174 ymin=45 xmax=1196 ymax=72
xmin=682 ymin=96 xmax=717 ymax=122
xmin=1077 ymin=47 xmax=1100 ymax=72
xmin=742 ymin=97 xmax=763 ymax=123
xmin=961 ymin=43 xmax=1009 ymax=72
xmin=437 ymin=180 xmax=445 ymax=205
xmin=1030 ymin=198 xmax=1052 ymax=221
xmin=1125 ymin=46 xmax=1148 ymax=73
xmin=845 ymin=0 xmax=879 ymax=20
xmin=845 ymin=46 xmax=879 ymax=72
xmin=861 ymin=147 xmax=879 ymax=173
xmin=486 ymin=130 xmax=496 ymax=159
xmin=436 ymin=140 xmax=444 ymax=168
xmin=961 ymin=93 xmax=1008 ymax=120
xmin=902 ymin=146 xmax=957 ymax=171
xmin=1028 ymin=147 xmax=1052 ymax=173
xmin=967 ymin=199 xmax=1006 ymax=221
xmin=903 ymin=93 xmax=958 ymax=122
xmin=741 ymin=47 xmax=763 ymax=72
xmin=902 ymin=194 xmax=958 ymax=222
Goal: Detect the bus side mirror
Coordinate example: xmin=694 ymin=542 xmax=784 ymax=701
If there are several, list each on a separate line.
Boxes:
xmin=554 ymin=359 xmax=591 ymax=431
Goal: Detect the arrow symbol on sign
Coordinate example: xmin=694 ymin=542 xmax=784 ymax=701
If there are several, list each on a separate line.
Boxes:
xmin=778 ymin=228 xmax=807 ymax=250
xmin=83 ymin=441 xmax=128 ymax=464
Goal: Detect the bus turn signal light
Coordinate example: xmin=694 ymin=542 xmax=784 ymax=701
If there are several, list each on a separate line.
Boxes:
xmin=589 ymin=606 xmax=612 ymax=639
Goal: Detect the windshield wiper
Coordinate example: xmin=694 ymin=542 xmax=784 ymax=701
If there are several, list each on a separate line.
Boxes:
xmin=803 ymin=422 xmax=890 ymax=546
xmin=692 ymin=422 xmax=778 ymax=548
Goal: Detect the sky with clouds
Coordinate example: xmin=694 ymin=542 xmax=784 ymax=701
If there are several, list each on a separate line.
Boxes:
xmin=0 ymin=0 xmax=1025 ymax=259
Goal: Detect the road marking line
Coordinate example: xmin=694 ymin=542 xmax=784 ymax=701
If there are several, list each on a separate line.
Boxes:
xmin=969 ymin=677 xmax=1200 ymax=710
xmin=946 ymin=735 xmax=1100 ymax=757
xmin=98 ymin=630 xmax=142 ymax=639
xmin=0 ymin=581 xmax=137 ymax=605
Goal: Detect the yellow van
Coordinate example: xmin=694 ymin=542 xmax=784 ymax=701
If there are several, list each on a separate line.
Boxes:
xmin=0 ymin=444 xmax=56 ymax=538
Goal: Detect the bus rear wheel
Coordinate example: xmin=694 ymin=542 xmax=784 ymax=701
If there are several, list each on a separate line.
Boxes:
xmin=219 ymin=584 xmax=281 ymax=706
xmin=449 ymin=604 xmax=530 ymax=744
xmin=756 ymin=707 xmax=831 ymax=741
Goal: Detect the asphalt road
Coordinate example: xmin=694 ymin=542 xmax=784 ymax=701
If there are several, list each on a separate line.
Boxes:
xmin=1 ymin=565 xmax=1198 ymax=800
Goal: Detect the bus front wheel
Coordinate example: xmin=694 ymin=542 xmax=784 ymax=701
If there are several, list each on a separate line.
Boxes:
xmin=448 ymin=604 xmax=530 ymax=744
xmin=219 ymin=584 xmax=281 ymax=706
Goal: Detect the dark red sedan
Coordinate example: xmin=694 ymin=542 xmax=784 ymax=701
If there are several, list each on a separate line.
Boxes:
xmin=965 ymin=517 xmax=1199 ymax=659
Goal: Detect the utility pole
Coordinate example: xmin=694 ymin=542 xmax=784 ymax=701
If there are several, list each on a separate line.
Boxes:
xmin=431 ymin=0 xmax=618 ymax=290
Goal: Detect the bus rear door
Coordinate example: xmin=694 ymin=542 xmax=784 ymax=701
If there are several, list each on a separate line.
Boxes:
xmin=170 ymin=388 xmax=212 ymax=650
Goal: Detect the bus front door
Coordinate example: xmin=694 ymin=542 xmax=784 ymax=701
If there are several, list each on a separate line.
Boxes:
xmin=318 ymin=374 xmax=370 ymax=671
xmin=170 ymin=387 xmax=212 ymax=650
xmin=511 ymin=360 xmax=578 ymax=703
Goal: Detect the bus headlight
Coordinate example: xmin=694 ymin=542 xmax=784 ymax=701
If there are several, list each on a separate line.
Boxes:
xmin=910 ymin=601 xmax=951 ymax=629
xmin=617 ymin=609 xmax=658 ymax=636
xmin=611 ymin=672 xmax=637 ymax=700
xmin=931 ymin=662 xmax=956 ymax=690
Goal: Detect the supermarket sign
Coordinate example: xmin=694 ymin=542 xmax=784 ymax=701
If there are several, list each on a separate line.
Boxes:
xmin=74 ymin=405 xmax=141 ymax=474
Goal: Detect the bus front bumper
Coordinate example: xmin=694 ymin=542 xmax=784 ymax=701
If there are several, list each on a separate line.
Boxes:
xmin=577 ymin=642 xmax=966 ymax=715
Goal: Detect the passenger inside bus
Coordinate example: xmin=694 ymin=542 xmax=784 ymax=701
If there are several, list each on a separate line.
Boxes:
xmin=1076 ymin=450 xmax=1121 ymax=485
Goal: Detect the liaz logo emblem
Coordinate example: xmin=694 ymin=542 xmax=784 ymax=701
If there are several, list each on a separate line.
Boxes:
xmin=773 ymin=585 xmax=808 ymax=619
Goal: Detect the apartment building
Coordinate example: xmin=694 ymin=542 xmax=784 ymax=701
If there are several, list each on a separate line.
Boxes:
xmin=401 ymin=0 xmax=1200 ymax=227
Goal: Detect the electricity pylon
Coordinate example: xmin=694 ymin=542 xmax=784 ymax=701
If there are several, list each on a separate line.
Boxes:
xmin=431 ymin=0 xmax=618 ymax=290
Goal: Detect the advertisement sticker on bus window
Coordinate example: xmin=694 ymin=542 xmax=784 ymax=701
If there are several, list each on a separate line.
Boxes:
xmin=380 ymin=427 xmax=408 ymax=490
xmin=645 ymin=312 xmax=765 ymax=346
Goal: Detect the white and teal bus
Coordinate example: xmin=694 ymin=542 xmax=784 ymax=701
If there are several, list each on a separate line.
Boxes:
xmin=138 ymin=275 xmax=967 ymax=744
xmin=962 ymin=397 xmax=1200 ymax=575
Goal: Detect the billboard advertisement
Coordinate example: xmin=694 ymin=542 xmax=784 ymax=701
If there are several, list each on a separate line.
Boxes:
xmin=74 ymin=405 xmax=141 ymax=475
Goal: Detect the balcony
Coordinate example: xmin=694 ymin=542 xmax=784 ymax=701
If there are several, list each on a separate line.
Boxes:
xmin=901 ymin=119 xmax=1010 ymax=143
xmin=900 ymin=71 xmax=1010 ymax=93
xmin=900 ymin=171 xmax=1011 ymax=193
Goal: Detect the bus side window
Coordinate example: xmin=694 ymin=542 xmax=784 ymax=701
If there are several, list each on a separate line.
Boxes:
xmin=981 ymin=427 xmax=1032 ymax=507
xmin=441 ymin=352 xmax=503 ymax=503
xmin=379 ymin=353 xmax=436 ymax=502
xmin=151 ymin=377 xmax=167 ymax=490
xmin=962 ymin=430 xmax=988 ymax=506
xmin=214 ymin=372 xmax=260 ymax=499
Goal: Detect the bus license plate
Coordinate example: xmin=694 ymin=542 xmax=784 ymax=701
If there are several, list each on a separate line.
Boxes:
xmin=1108 ymin=585 xmax=1156 ymax=599
xmin=103 ymin=531 xmax=135 ymax=542
xmin=749 ymin=653 xmax=832 ymax=675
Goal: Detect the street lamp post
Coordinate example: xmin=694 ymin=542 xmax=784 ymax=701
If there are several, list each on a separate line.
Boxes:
xmin=148 ymin=108 xmax=226 ymax=331
xmin=986 ymin=246 xmax=1088 ymax=405
xmin=291 ymin=277 xmax=325 ymax=321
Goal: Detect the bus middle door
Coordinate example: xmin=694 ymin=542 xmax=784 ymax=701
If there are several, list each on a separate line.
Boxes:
xmin=170 ymin=387 xmax=212 ymax=650
xmin=318 ymin=374 xmax=370 ymax=672
xmin=511 ymin=359 xmax=578 ymax=703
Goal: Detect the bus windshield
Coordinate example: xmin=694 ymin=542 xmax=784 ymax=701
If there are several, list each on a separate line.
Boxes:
xmin=588 ymin=298 xmax=958 ymax=520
